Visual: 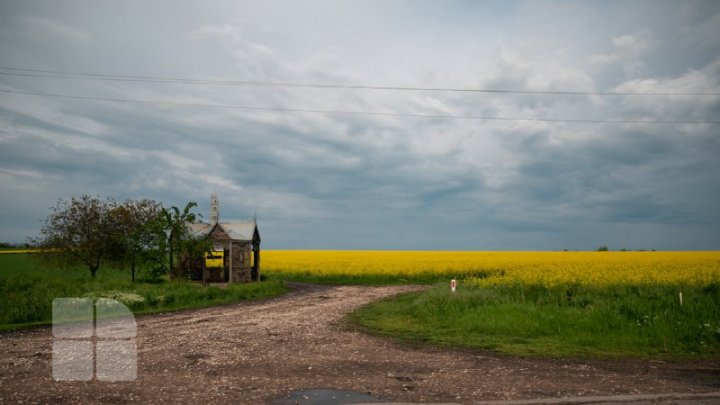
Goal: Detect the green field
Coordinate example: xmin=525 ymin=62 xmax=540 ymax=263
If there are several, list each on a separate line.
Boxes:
xmin=0 ymin=253 xmax=288 ymax=330
xmin=351 ymin=282 xmax=720 ymax=359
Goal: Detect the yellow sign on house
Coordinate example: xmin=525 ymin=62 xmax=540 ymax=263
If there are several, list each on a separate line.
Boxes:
xmin=205 ymin=250 xmax=224 ymax=268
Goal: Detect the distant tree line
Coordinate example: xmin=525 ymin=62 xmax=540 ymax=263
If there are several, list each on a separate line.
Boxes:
xmin=31 ymin=195 xmax=210 ymax=281
xmin=0 ymin=242 xmax=32 ymax=248
xmin=559 ymin=247 xmax=657 ymax=252
xmin=596 ymin=246 xmax=656 ymax=252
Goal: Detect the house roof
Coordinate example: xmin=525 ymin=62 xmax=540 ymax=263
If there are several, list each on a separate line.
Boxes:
xmin=187 ymin=220 xmax=259 ymax=242
xmin=187 ymin=221 xmax=212 ymax=237
xmin=220 ymin=221 xmax=258 ymax=241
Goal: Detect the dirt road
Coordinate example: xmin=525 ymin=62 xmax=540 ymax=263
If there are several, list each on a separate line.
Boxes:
xmin=1 ymin=283 xmax=718 ymax=404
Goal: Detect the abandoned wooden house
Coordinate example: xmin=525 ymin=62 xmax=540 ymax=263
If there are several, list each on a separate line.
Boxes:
xmin=186 ymin=193 xmax=261 ymax=283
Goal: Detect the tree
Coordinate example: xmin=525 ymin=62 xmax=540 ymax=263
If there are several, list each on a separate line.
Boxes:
xmin=160 ymin=202 xmax=208 ymax=279
xmin=108 ymin=199 xmax=163 ymax=282
xmin=34 ymin=195 xmax=118 ymax=278
xmin=34 ymin=195 xmax=207 ymax=281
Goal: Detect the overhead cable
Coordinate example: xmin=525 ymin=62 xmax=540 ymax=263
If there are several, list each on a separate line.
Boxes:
xmin=1 ymin=88 xmax=717 ymax=125
xmin=1 ymin=66 xmax=718 ymax=97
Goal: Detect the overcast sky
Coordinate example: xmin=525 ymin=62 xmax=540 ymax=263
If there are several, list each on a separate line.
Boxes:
xmin=1 ymin=1 xmax=719 ymax=250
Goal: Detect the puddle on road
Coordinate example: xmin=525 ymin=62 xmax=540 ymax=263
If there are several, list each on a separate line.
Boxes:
xmin=270 ymin=388 xmax=385 ymax=405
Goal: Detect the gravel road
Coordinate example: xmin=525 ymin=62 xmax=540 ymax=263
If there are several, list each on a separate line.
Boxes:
xmin=1 ymin=283 xmax=718 ymax=404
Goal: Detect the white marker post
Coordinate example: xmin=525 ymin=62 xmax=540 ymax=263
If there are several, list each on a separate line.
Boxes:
xmin=679 ymin=292 xmax=683 ymax=306
xmin=451 ymin=279 xmax=456 ymax=293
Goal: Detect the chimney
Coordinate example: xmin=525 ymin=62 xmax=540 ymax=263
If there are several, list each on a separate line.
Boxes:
xmin=210 ymin=193 xmax=219 ymax=225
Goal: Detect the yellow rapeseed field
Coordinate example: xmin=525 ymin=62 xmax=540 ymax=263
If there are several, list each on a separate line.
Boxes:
xmin=262 ymin=250 xmax=720 ymax=286
xmin=0 ymin=249 xmax=37 ymax=254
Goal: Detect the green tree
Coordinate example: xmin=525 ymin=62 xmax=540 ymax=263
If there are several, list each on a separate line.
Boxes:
xmin=34 ymin=195 xmax=118 ymax=278
xmin=160 ymin=202 xmax=209 ymax=279
xmin=108 ymin=199 xmax=163 ymax=281
xmin=34 ymin=196 xmax=208 ymax=281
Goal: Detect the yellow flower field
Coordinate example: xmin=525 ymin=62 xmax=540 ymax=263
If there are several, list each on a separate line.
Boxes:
xmin=0 ymin=249 xmax=37 ymax=254
xmin=262 ymin=250 xmax=720 ymax=286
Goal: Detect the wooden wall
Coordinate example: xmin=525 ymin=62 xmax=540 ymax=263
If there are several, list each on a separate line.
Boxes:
xmin=201 ymin=226 xmax=257 ymax=284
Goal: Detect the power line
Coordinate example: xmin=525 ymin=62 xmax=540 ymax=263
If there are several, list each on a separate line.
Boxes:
xmin=1 ymin=66 xmax=718 ymax=97
xmin=1 ymin=88 xmax=718 ymax=125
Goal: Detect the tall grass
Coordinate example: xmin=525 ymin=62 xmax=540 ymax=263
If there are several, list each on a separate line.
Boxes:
xmin=0 ymin=254 xmax=288 ymax=330
xmin=351 ymin=282 xmax=720 ymax=358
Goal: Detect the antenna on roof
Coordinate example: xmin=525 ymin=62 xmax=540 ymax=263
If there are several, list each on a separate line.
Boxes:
xmin=210 ymin=193 xmax=219 ymax=225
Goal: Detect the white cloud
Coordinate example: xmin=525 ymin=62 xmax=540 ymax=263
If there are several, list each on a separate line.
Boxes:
xmin=612 ymin=58 xmax=720 ymax=122
xmin=590 ymin=30 xmax=658 ymax=77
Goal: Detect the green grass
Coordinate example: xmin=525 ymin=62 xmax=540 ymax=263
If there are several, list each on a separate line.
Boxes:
xmin=0 ymin=253 xmax=289 ymax=331
xmin=350 ymin=282 xmax=720 ymax=359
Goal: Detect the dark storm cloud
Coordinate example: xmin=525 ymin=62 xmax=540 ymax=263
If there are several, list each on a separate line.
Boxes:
xmin=497 ymin=124 xmax=720 ymax=231
xmin=0 ymin=0 xmax=719 ymax=249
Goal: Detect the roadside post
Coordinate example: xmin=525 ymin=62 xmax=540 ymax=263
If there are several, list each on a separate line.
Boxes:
xmin=451 ymin=279 xmax=456 ymax=293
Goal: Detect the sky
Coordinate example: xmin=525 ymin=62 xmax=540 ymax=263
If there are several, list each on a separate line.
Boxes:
xmin=0 ymin=0 xmax=719 ymax=250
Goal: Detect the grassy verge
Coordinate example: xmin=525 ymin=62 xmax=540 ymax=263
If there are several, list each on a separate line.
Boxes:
xmin=0 ymin=254 xmax=289 ymax=331
xmin=350 ymin=282 xmax=720 ymax=359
